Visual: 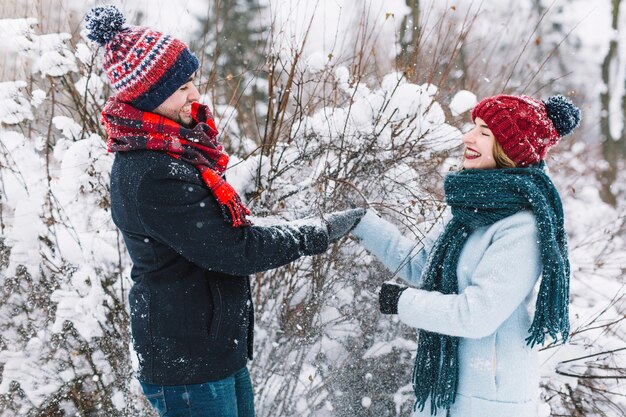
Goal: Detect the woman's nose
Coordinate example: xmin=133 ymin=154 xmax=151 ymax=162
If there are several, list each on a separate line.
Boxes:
xmin=462 ymin=130 xmax=474 ymax=144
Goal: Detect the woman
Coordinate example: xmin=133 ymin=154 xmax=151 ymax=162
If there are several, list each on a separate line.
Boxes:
xmin=352 ymin=94 xmax=581 ymax=417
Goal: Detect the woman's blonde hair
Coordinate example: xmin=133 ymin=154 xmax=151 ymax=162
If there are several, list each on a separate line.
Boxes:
xmin=493 ymin=139 xmax=517 ymax=168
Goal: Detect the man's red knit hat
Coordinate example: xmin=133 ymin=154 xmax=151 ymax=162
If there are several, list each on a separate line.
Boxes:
xmin=472 ymin=94 xmax=581 ymax=167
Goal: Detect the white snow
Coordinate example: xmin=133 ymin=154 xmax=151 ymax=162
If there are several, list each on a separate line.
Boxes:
xmin=450 ymin=90 xmax=478 ymax=117
xmin=30 ymin=89 xmax=46 ymax=107
xmin=361 ymin=396 xmax=372 ymax=408
xmin=305 ymin=52 xmax=328 ymax=73
xmin=0 ymin=81 xmax=33 ymax=124
xmin=53 ymin=116 xmax=82 ymax=141
xmin=31 ymin=33 xmax=78 ymax=77
xmin=74 ymin=42 xmax=94 ymax=65
xmin=0 ymin=17 xmax=37 ymax=54
xmin=74 ymin=75 xmax=106 ymax=105
xmin=50 ymin=267 xmax=109 ymax=340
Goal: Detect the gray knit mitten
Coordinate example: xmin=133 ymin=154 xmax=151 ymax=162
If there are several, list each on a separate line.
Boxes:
xmin=323 ymin=208 xmax=366 ymax=243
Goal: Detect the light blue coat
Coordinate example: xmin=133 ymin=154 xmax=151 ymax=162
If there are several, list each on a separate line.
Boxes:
xmin=353 ymin=209 xmax=543 ymax=417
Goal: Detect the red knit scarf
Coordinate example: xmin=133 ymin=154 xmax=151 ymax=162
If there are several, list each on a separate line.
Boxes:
xmin=102 ymin=98 xmax=252 ymax=227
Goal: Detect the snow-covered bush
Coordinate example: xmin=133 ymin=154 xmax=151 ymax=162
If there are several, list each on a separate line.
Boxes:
xmin=242 ymin=68 xmax=461 ymax=416
xmin=0 ymin=17 xmax=143 ymax=417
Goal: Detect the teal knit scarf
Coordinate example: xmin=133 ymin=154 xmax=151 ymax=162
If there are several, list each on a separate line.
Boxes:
xmin=414 ymin=164 xmax=570 ymax=415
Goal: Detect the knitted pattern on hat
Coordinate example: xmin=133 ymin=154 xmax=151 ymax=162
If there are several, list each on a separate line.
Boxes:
xmin=471 ymin=94 xmax=580 ymax=167
xmin=85 ymin=5 xmax=199 ymax=111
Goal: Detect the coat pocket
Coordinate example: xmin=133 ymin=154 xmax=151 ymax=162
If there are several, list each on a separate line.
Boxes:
xmin=208 ymin=280 xmax=223 ymax=340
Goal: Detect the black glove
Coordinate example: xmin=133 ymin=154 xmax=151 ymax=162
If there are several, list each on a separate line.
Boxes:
xmin=379 ymin=282 xmax=408 ymax=315
xmin=323 ymin=208 xmax=366 ymax=243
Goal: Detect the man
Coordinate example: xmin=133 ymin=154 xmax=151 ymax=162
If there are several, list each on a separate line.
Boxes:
xmin=85 ymin=6 xmax=364 ymax=416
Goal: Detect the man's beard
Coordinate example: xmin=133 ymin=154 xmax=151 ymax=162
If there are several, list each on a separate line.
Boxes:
xmin=178 ymin=104 xmax=194 ymax=127
xmin=153 ymin=102 xmax=195 ymax=127
xmin=166 ymin=109 xmax=193 ymax=128
xmin=178 ymin=114 xmax=193 ymax=128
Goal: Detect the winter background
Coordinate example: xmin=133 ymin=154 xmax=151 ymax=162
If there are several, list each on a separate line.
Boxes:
xmin=0 ymin=0 xmax=625 ymax=416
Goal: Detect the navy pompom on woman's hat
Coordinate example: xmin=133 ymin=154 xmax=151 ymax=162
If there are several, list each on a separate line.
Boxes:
xmin=84 ymin=5 xmax=199 ymax=111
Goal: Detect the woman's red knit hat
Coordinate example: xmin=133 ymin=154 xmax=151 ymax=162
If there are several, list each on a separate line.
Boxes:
xmin=472 ymin=94 xmax=581 ymax=166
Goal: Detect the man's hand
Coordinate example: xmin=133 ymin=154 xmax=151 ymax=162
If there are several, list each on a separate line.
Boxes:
xmin=323 ymin=208 xmax=366 ymax=243
xmin=379 ymin=282 xmax=408 ymax=315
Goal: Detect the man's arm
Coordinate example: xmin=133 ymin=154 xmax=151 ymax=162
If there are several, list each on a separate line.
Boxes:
xmin=135 ymin=170 xmax=329 ymax=276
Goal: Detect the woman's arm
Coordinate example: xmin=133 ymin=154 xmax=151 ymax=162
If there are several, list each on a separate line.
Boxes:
xmin=396 ymin=211 xmax=542 ymax=338
xmin=352 ymin=210 xmax=442 ymax=286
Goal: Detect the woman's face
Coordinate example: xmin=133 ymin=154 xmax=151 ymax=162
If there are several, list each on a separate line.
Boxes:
xmin=462 ymin=117 xmax=497 ymax=170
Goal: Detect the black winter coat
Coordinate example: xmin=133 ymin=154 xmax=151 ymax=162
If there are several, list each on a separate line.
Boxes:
xmin=110 ymin=150 xmax=329 ymax=385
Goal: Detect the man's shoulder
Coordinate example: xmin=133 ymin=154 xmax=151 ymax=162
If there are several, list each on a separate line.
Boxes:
xmin=115 ymin=151 xmax=201 ymax=183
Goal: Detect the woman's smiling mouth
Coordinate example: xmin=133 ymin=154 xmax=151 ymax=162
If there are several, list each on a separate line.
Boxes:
xmin=464 ymin=147 xmax=482 ymax=160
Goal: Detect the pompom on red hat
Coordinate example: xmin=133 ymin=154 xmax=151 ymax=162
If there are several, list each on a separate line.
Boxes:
xmin=471 ymin=94 xmax=581 ymax=167
xmin=84 ymin=5 xmax=199 ymax=111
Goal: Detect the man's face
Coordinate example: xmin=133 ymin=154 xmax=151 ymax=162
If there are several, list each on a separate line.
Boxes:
xmin=153 ymin=74 xmax=200 ymax=127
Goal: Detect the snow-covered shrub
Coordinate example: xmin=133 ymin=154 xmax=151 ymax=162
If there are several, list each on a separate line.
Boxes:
xmin=241 ymin=67 xmax=460 ymax=416
xmin=0 ymin=17 xmax=144 ymax=417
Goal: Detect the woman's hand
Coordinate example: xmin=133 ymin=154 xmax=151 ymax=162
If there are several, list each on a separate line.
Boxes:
xmin=379 ymin=282 xmax=408 ymax=314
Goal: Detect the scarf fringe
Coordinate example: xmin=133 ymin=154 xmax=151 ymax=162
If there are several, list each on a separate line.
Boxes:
xmin=222 ymin=197 xmax=252 ymax=228
xmin=526 ymin=257 xmax=570 ymax=347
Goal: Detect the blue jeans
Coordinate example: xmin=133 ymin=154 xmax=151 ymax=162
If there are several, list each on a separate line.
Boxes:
xmin=140 ymin=367 xmax=255 ymax=417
